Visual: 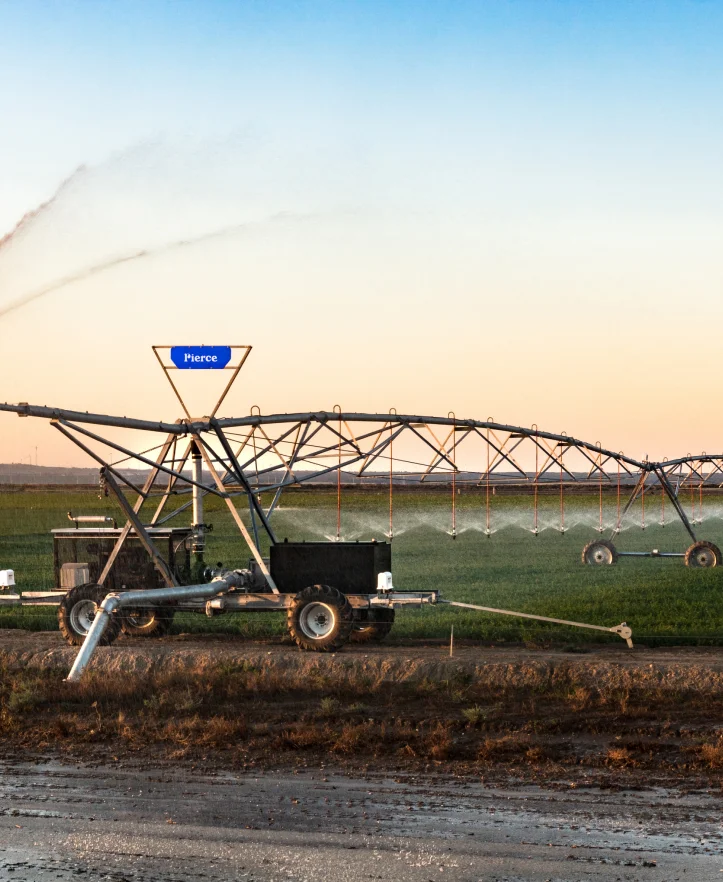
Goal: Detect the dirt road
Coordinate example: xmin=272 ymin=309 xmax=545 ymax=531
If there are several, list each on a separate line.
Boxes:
xmin=1 ymin=760 xmax=722 ymax=881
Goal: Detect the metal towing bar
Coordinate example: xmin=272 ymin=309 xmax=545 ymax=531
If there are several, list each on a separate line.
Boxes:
xmin=436 ymin=600 xmax=633 ymax=648
xmin=64 ymin=581 xmax=633 ymax=681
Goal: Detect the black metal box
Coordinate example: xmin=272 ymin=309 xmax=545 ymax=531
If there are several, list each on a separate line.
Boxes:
xmin=52 ymin=527 xmax=192 ymax=591
xmin=270 ymin=540 xmax=391 ymax=595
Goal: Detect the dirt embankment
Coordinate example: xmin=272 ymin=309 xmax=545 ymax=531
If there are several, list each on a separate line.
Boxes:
xmin=2 ymin=629 xmax=723 ymax=688
xmin=1 ymin=630 xmax=722 ymax=789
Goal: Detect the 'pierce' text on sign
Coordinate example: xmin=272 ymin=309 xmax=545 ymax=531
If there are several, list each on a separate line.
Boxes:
xmin=170 ymin=346 xmax=232 ymax=369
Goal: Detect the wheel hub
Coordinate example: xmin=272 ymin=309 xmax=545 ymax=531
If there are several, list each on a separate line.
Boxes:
xmin=299 ymin=602 xmax=336 ymax=639
xmin=696 ymin=549 xmax=715 ymax=567
xmin=69 ymin=599 xmax=98 ymax=635
xmin=586 ymin=543 xmax=613 ymax=565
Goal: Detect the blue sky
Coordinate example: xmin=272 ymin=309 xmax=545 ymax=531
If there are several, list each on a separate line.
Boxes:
xmin=1 ymin=1 xmax=723 ymax=464
xmin=3 ymin=0 xmax=723 ymax=225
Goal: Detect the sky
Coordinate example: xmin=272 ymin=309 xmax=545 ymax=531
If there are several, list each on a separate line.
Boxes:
xmin=1 ymin=0 xmax=722 ymax=466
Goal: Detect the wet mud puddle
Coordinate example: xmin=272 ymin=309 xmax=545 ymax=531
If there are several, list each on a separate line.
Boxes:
xmin=0 ymin=759 xmax=722 ymax=881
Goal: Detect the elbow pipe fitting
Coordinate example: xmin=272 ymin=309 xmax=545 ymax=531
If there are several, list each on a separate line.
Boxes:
xmin=65 ymin=573 xmax=244 ymax=682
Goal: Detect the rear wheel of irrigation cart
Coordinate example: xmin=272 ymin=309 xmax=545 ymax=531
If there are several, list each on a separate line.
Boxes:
xmin=684 ymin=540 xmax=722 ymax=568
xmin=581 ymin=539 xmax=618 ymax=565
xmin=121 ymin=606 xmax=175 ymax=638
xmin=288 ymin=584 xmax=354 ymax=652
xmin=350 ymin=607 xmax=395 ymax=643
xmin=58 ymin=583 xmax=122 ymax=647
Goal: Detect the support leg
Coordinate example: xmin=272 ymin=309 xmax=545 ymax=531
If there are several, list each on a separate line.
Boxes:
xmin=101 ymin=469 xmax=178 ymax=588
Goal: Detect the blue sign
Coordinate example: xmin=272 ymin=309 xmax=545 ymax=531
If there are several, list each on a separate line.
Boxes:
xmin=170 ymin=346 xmax=232 ymax=369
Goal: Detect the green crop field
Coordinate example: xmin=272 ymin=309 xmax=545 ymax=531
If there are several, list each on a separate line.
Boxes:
xmin=2 ymin=486 xmax=723 ymax=644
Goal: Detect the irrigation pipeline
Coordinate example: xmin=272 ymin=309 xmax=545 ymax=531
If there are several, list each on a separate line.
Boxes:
xmin=0 ymin=405 xmax=637 ymax=464
xmin=533 ymin=424 xmax=539 ymax=536
xmin=389 ymin=421 xmax=394 ymax=540
xmin=4 ymin=402 xmax=723 ymax=488
xmin=616 ymin=459 xmax=622 ymax=532
xmin=642 ymin=469 xmax=646 ymax=531
xmin=660 ymin=457 xmax=667 ymax=527
xmin=485 ymin=424 xmax=491 ymax=536
xmin=333 ymin=405 xmax=342 ymax=541
xmin=449 ymin=411 xmax=456 ymax=539
xmin=598 ymin=445 xmax=603 ymax=534
xmin=559 ymin=447 xmax=565 ymax=534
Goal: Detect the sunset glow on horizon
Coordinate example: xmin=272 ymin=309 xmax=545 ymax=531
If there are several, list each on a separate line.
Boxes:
xmin=2 ymin=1 xmax=723 ymax=466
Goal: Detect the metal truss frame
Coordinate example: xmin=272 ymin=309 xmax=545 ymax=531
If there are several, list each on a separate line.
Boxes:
xmin=3 ymin=401 xmax=723 ymax=554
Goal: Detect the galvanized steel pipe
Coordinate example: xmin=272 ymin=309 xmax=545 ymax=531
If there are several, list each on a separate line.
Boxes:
xmin=191 ymin=442 xmax=204 ymax=530
xmin=65 ymin=573 xmax=244 ymax=682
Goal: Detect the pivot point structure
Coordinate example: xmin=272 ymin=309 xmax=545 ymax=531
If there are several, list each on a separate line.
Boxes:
xmin=13 ymin=343 xmax=714 ymax=677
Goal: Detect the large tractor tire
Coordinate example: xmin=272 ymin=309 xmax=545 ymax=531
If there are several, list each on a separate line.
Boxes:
xmin=287 ymin=584 xmax=354 ymax=652
xmin=581 ymin=539 xmax=618 ymax=565
xmin=684 ymin=540 xmax=722 ymax=568
xmin=121 ymin=606 xmax=175 ymax=638
xmin=350 ymin=607 xmax=395 ymax=643
xmin=57 ymin=583 xmax=122 ymax=647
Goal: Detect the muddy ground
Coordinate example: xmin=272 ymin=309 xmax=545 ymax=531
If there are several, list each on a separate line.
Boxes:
xmin=1 ymin=632 xmax=722 ymax=878
xmin=1 ymin=630 xmax=722 ymax=787
xmin=1 ymin=760 xmax=722 ymax=881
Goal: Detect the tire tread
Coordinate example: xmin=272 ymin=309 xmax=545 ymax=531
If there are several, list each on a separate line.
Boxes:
xmin=57 ymin=583 xmax=122 ymax=647
xmin=350 ymin=608 xmax=395 ymax=643
xmin=581 ymin=539 xmax=618 ymax=565
xmin=287 ymin=584 xmax=353 ymax=652
xmin=684 ymin=540 xmax=722 ymax=568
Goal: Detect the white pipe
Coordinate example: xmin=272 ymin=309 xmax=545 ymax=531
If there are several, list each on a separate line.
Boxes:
xmin=65 ymin=573 xmax=243 ymax=681
xmin=190 ymin=442 xmax=205 ymax=554
xmin=67 ymin=512 xmax=116 ymax=527
xmin=191 ymin=443 xmax=203 ymax=528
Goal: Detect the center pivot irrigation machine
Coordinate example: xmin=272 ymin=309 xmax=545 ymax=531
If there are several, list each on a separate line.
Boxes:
xmin=4 ymin=343 xmax=721 ymax=678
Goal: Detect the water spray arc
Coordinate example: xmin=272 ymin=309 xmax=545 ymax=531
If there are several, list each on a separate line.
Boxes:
xmin=0 ymin=214 xmax=297 ymax=320
xmin=0 ymin=165 xmax=87 ymax=252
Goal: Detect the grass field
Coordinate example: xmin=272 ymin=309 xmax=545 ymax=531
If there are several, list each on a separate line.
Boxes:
xmin=2 ymin=486 xmax=723 ymax=644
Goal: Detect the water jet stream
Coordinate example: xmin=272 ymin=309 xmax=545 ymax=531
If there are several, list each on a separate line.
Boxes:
xmin=0 ymin=213 xmax=297 ymax=320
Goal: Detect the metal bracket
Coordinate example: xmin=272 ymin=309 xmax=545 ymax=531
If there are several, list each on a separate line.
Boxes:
xmin=152 ymin=345 xmax=252 ymax=420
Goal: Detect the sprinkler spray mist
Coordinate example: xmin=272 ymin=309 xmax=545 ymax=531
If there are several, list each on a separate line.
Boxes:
xmin=0 ymin=165 xmax=87 ymax=253
xmin=0 ymin=142 xmax=309 ymax=321
xmin=0 ymin=213 xmax=296 ymax=321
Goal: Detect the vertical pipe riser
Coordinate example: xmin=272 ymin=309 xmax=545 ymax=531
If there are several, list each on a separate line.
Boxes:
xmin=65 ymin=599 xmax=117 ymax=682
xmin=65 ymin=577 xmax=240 ymax=682
xmin=191 ymin=442 xmax=205 ymax=553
